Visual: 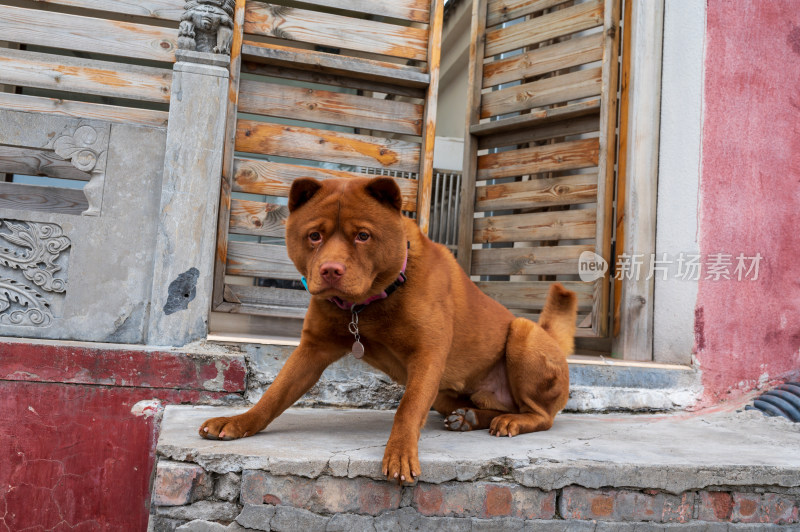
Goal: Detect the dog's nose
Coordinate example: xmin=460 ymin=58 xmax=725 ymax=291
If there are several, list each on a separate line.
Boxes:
xmin=319 ymin=262 xmax=346 ymax=283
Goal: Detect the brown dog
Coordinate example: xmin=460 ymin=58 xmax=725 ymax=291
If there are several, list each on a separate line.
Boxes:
xmin=200 ymin=177 xmax=577 ymax=484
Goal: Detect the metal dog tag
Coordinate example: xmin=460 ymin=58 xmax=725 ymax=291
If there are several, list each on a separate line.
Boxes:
xmin=351 ymin=340 xmax=365 ymax=359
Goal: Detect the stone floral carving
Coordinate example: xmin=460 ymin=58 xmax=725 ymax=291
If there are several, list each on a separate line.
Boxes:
xmin=49 ymin=123 xmax=109 ymax=216
xmin=0 ymin=220 xmax=71 ymax=327
xmin=178 ymin=0 xmax=236 ymax=55
xmin=0 ymin=279 xmax=53 ymax=327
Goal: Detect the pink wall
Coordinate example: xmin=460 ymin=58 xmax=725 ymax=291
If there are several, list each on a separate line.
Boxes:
xmin=696 ymin=0 xmax=800 ymax=404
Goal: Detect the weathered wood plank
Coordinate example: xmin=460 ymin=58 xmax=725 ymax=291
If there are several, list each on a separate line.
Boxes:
xmin=0 ymin=146 xmax=91 ymax=181
xmin=235 ymin=121 xmax=421 ymax=173
xmin=477 ymin=138 xmax=599 ymax=180
xmin=456 ymin=0 xmax=489 ymax=273
xmin=593 ymin=0 xmax=621 ymax=338
xmin=286 ymin=0 xmax=431 ymax=23
xmin=473 ymin=207 xmax=597 ymax=243
xmin=238 ymin=80 xmax=423 ymax=135
xmin=477 ymin=114 xmax=599 ymax=150
xmin=230 ymin=198 xmax=289 ymax=238
xmin=475 ymin=280 xmax=594 ymax=310
xmin=213 ymin=0 xmax=247 ymax=312
xmin=241 ymin=42 xmax=429 ymax=88
xmin=0 ymin=93 xmax=169 ymax=127
xmin=475 ymin=173 xmax=598 ymax=211
xmin=25 ymin=0 xmax=184 ymax=21
xmin=225 ymin=284 xmax=309 ymax=311
xmin=0 ymin=48 xmax=172 ymax=103
xmin=416 ymin=0 xmax=445 ymax=235
xmin=233 ymin=158 xmax=419 ymax=212
xmin=244 ymin=3 xmax=429 ymax=61
xmin=226 ymin=241 xmax=300 ymax=280
xmin=486 ymin=0 xmax=574 ymax=27
xmin=0 ymin=5 xmax=178 ymax=62
xmin=470 ymin=98 xmax=600 ymax=137
xmin=471 ymin=244 xmax=592 ymax=276
xmin=481 ymin=66 xmax=602 ymax=119
xmin=0 ymin=182 xmax=87 ymax=215
xmin=483 ymin=32 xmax=603 ymax=88
xmin=484 ymin=0 xmax=604 ymax=57
xmin=240 ymin=61 xmax=426 ymax=99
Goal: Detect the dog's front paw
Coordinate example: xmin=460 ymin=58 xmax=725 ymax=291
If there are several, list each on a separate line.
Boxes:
xmin=382 ymin=438 xmax=420 ymax=485
xmin=444 ymin=408 xmax=478 ymax=431
xmin=199 ymin=414 xmax=260 ymax=440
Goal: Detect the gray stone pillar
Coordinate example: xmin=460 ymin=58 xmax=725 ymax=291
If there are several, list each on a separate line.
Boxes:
xmin=147 ymin=51 xmax=230 ymax=346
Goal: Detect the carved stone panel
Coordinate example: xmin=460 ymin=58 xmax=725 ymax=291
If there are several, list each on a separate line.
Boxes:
xmin=0 ymin=219 xmax=71 ymax=327
xmin=48 ymin=123 xmax=110 ymax=216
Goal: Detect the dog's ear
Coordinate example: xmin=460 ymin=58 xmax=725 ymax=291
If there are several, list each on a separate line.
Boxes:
xmin=365 ymin=177 xmax=403 ymax=212
xmin=288 ymin=178 xmax=322 ymax=212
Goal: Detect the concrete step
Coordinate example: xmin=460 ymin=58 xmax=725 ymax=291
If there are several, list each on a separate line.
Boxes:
xmin=150 ymin=405 xmax=800 ymax=531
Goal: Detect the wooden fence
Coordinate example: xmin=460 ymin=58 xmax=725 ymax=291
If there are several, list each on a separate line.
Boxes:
xmin=212 ymin=0 xmax=445 ymax=326
xmin=457 ymin=0 xmax=621 ymax=338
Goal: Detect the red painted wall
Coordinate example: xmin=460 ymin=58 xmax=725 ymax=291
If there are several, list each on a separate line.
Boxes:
xmin=696 ymin=0 xmax=800 ymax=404
xmin=0 ymin=342 xmax=245 ymax=531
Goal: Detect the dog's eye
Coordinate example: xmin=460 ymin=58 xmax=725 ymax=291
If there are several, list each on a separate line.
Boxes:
xmin=309 ymin=231 xmax=322 ymax=243
xmin=356 ymin=231 xmax=370 ymax=242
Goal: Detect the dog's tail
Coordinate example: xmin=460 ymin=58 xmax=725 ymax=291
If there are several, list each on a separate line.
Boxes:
xmin=537 ymin=282 xmax=579 ymax=356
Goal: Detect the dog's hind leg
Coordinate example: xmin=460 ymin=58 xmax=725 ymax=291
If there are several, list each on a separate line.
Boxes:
xmin=490 ymin=317 xmax=571 ymax=437
xmin=434 ymin=392 xmax=505 ymax=432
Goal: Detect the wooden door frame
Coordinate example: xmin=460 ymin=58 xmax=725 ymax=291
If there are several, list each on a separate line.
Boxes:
xmin=612 ymin=0 xmax=664 ymax=360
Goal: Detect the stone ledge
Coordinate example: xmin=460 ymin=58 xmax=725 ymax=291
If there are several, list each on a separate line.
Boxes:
xmin=156 ymin=406 xmax=800 ymax=494
xmin=151 ymin=406 xmax=800 ymax=530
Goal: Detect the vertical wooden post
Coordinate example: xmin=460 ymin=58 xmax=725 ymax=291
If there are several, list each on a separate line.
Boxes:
xmin=614 ymin=0 xmax=664 ymax=360
xmin=212 ymin=0 xmax=246 ymax=310
xmin=592 ymin=0 xmax=622 ymax=337
xmin=416 ymin=0 xmax=445 ymax=236
xmin=456 ymin=0 xmax=488 ymax=274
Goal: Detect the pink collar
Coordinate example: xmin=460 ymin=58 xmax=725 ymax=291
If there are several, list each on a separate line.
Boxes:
xmin=328 ymin=242 xmax=409 ymax=312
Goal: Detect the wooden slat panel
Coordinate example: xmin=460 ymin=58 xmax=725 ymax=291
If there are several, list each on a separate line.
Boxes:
xmin=477 ymin=138 xmax=599 ymax=180
xmin=242 ymin=42 xmax=429 ymax=88
xmin=225 ymin=283 xmax=310 ymax=307
xmin=224 ymin=284 xmax=309 ymax=319
xmin=0 ymin=5 xmax=178 ymax=62
xmin=470 ymin=98 xmax=600 ymax=137
xmin=0 ymin=93 xmax=169 ymax=127
xmin=483 ymin=32 xmax=603 ymax=88
xmin=475 ymin=280 xmax=594 ymax=310
xmin=484 ymin=0 xmax=604 ymax=57
xmin=473 ymin=207 xmax=597 ymax=243
xmin=0 ymin=182 xmax=87 ymax=215
xmin=0 ymin=48 xmax=171 ymax=103
xmin=26 ymin=0 xmax=184 ymax=21
xmin=477 ymin=114 xmax=599 ymax=150
xmin=475 ymin=173 xmax=598 ymax=211
xmin=226 ymin=241 xmax=300 ymax=280
xmin=230 ymin=198 xmax=288 ymax=238
xmin=241 ymin=61 xmax=426 ymax=99
xmin=238 ymin=80 xmax=423 ymax=135
xmin=286 ymin=0 xmax=431 ymax=23
xmin=471 ymin=244 xmax=592 ymax=275
xmin=486 ymin=0 xmax=573 ymax=27
xmin=235 ymin=121 xmax=421 ymax=173
xmin=244 ymin=4 xmax=429 ymax=61
xmin=233 ymin=158 xmax=419 ymax=211
xmin=481 ymin=67 xmax=602 ymax=119
xmin=0 ymin=146 xmax=91 ymax=181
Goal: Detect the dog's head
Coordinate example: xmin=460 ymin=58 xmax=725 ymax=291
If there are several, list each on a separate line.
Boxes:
xmin=286 ymin=177 xmax=407 ymax=303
